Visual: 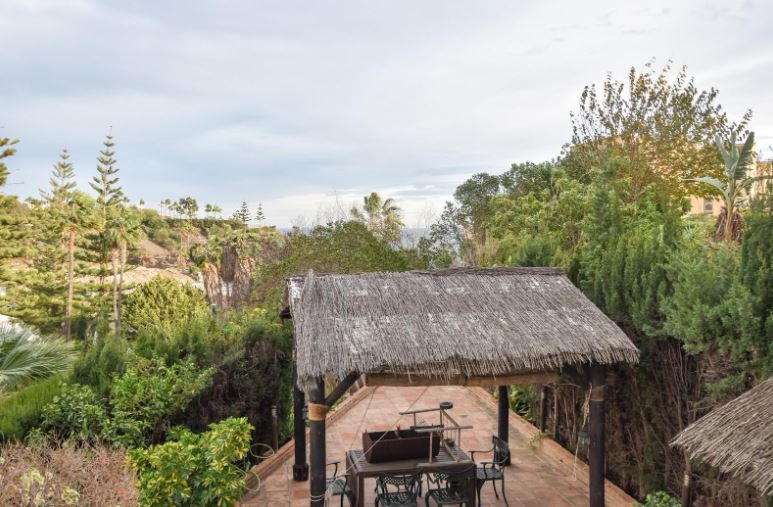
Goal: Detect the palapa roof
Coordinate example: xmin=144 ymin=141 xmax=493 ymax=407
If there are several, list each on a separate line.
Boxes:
xmin=286 ymin=267 xmax=638 ymax=384
xmin=671 ymin=377 xmax=773 ymax=495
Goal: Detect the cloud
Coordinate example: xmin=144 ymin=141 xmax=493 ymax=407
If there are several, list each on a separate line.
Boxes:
xmin=1 ymin=0 xmax=772 ymax=227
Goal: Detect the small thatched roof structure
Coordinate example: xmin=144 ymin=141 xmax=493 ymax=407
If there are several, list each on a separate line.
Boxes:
xmin=285 ymin=267 xmax=638 ymax=384
xmin=671 ymin=377 xmax=773 ymax=496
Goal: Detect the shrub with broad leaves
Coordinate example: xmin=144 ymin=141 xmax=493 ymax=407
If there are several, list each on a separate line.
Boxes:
xmin=130 ymin=417 xmax=252 ymax=507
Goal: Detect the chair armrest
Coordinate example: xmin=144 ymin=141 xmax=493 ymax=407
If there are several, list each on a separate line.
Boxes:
xmin=327 ymin=460 xmax=340 ymax=478
xmin=469 ymin=446 xmax=495 ymax=462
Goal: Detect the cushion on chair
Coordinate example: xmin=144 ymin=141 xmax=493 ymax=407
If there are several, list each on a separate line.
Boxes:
xmin=475 ymin=467 xmax=504 ymax=480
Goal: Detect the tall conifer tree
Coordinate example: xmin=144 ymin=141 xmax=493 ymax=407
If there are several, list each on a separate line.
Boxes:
xmin=85 ymin=133 xmax=125 ymax=330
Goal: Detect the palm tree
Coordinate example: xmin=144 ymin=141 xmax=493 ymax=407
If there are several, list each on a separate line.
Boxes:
xmin=0 ymin=324 xmax=76 ymax=393
xmin=687 ymin=132 xmax=771 ymax=242
xmin=107 ymin=210 xmax=145 ymax=336
xmin=350 ymin=192 xmax=404 ymax=243
xmin=62 ymin=192 xmax=93 ymax=340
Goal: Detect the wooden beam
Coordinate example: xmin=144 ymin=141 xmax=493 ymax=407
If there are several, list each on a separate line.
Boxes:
xmin=364 ymin=372 xmax=558 ymax=387
xmin=324 ymin=371 xmax=360 ymax=407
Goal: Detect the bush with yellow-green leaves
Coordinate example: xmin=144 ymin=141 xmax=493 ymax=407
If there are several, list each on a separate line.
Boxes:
xmin=129 ymin=417 xmax=252 ymax=507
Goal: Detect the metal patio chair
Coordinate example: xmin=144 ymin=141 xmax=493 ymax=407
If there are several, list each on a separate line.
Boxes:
xmin=470 ymin=435 xmax=510 ymax=507
xmin=375 ymin=472 xmax=422 ymax=507
xmin=327 ymin=460 xmax=353 ymax=507
xmin=424 ymin=465 xmax=475 ymax=506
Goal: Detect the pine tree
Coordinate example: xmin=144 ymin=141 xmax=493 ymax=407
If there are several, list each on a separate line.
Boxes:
xmin=232 ymin=201 xmax=250 ymax=230
xmin=85 ymin=133 xmax=126 ymax=331
xmin=39 ymin=150 xmax=83 ymax=338
xmin=255 ymin=202 xmax=265 ymax=225
xmin=0 ymin=135 xmax=19 ymax=187
xmin=0 ymin=135 xmax=29 ymax=323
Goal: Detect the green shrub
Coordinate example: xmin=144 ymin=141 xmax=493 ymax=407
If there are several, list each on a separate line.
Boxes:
xmin=0 ymin=376 xmax=64 ymax=442
xmin=635 ymin=491 xmax=681 ymax=507
xmin=108 ymin=356 xmax=215 ymax=447
xmin=123 ymin=277 xmax=210 ymax=337
xmin=36 ymin=383 xmax=107 ymax=444
xmin=130 ymin=417 xmax=252 ymax=507
xmin=71 ymin=336 xmax=128 ymax=398
xmin=181 ymin=310 xmax=294 ymax=447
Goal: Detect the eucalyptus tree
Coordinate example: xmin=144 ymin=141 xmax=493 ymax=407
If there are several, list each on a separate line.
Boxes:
xmin=686 ymin=132 xmax=770 ymax=242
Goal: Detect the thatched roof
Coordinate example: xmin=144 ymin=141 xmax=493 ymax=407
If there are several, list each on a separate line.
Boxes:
xmin=286 ymin=268 xmax=638 ymax=384
xmin=671 ymin=377 xmax=773 ymax=495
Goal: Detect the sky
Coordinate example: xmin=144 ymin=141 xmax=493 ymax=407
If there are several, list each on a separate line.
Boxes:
xmin=2 ymin=0 xmax=772 ymax=228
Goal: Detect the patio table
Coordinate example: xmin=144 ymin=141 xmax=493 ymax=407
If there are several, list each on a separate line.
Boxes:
xmin=345 ymin=446 xmax=476 ymax=507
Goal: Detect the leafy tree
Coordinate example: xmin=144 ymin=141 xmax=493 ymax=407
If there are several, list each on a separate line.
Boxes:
xmin=686 ymin=132 xmax=770 ymax=242
xmin=0 ymin=324 xmax=76 ymax=393
xmin=570 ymin=60 xmax=751 ymax=198
xmin=123 ymin=277 xmax=210 ymax=337
xmin=350 ymin=192 xmax=404 ymax=243
xmin=420 ymin=174 xmax=504 ymax=266
xmin=501 ymin=160 xmax=562 ymax=198
xmin=107 ymin=357 xmax=214 ymax=447
xmin=259 ymin=220 xmax=423 ymax=306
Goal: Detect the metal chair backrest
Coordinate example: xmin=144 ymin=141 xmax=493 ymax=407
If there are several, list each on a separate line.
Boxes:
xmin=426 ymin=465 xmax=475 ymax=494
xmin=376 ymin=472 xmax=421 ymax=498
xmin=492 ymin=435 xmax=510 ymax=466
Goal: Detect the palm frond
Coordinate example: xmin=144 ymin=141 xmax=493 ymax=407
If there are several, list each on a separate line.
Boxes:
xmin=715 ymin=133 xmax=735 ymax=177
xmin=684 ymin=176 xmax=726 ymax=194
xmin=738 ymin=174 xmax=773 ymax=191
xmin=734 ymin=132 xmax=756 ymax=180
xmin=0 ymin=324 xmax=77 ymax=392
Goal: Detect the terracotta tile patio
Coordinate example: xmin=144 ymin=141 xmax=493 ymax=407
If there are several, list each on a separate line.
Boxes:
xmin=243 ymin=386 xmax=635 ymax=507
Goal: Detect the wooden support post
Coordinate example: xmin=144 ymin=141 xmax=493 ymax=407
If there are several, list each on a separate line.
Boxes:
xmin=589 ymin=364 xmax=606 ymax=507
xmin=497 ymin=385 xmax=511 ymax=465
xmin=308 ymin=377 xmax=327 ymax=507
xmin=271 ymin=405 xmax=279 ymax=451
xmin=551 ymin=386 xmax=559 ymax=437
xmin=292 ymin=370 xmax=308 ymax=481
xmin=539 ymin=385 xmax=549 ymax=433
